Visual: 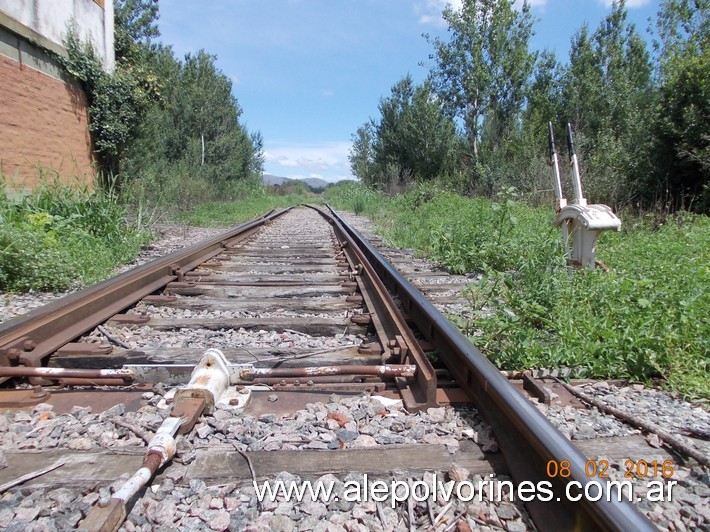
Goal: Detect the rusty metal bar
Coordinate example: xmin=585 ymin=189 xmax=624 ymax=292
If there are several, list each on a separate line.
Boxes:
xmin=0 ymin=366 xmax=133 ymax=380
xmin=325 ymin=205 xmax=653 ymax=532
xmin=58 ymin=378 xmax=128 ymax=387
xmin=0 ymin=360 xmax=416 ymax=386
xmin=253 ymin=375 xmax=367 ymax=384
xmin=240 ymin=364 xmax=416 ymax=380
xmin=0 ymin=209 xmax=290 ymax=372
xmin=254 ymin=381 xmax=386 ymax=392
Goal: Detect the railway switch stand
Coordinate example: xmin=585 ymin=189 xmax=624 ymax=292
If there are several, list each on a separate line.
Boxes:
xmin=548 ymin=123 xmax=621 ymax=269
xmin=82 ymin=349 xmax=250 ymax=532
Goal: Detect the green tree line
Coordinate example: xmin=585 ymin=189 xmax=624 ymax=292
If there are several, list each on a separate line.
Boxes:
xmin=61 ymin=0 xmax=263 ymax=208
xmin=350 ymin=0 xmax=709 ymax=213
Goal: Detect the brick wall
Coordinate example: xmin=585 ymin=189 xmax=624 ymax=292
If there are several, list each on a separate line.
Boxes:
xmin=0 ymin=54 xmax=95 ymax=191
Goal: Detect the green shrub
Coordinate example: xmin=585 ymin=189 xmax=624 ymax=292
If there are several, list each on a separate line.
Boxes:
xmin=0 ymin=178 xmax=149 ymax=292
xmin=357 ymin=185 xmax=708 ymax=399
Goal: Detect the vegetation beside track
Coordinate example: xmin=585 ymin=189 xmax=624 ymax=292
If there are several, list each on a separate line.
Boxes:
xmin=0 ymin=179 xmax=149 ymax=292
xmin=1 ymin=176 xmax=706 ymax=399
xmin=326 ymin=182 xmax=710 ymax=400
xmin=176 ymin=181 xmax=314 ymax=226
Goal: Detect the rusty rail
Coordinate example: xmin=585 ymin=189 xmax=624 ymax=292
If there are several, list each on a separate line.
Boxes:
xmin=308 ymin=205 xmax=438 ymax=411
xmin=0 ymin=209 xmax=290 ymax=372
xmin=324 ymin=205 xmax=653 ymax=532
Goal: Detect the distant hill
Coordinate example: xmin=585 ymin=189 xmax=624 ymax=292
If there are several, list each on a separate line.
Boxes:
xmin=262 ymin=173 xmax=330 ymax=192
xmin=262 ymin=173 xmax=291 ymax=186
xmin=299 ymin=177 xmax=330 ymax=189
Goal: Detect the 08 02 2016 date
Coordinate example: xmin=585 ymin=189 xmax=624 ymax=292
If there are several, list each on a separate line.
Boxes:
xmin=546 ymin=459 xmax=675 ymax=479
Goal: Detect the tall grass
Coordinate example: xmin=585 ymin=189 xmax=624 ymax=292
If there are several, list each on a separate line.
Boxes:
xmin=327 ymin=183 xmax=709 ymax=399
xmin=0 ymin=177 xmax=150 ymax=292
xmin=323 ymin=181 xmax=382 ymax=217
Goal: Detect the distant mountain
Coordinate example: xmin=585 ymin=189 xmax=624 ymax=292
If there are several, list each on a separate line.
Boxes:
xmin=299 ymin=177 xmax=329 ymax=189
xmin=262 ymin=173 xmax=330 ymax=191
xmin=263 ymin=173 xmax=291 ymax=186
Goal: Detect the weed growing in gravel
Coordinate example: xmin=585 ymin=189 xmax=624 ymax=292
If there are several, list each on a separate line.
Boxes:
xmin=328 ymin=183 xmax=709 ymax=399
xmin=0 ymin=178 xmax=149 ymax=292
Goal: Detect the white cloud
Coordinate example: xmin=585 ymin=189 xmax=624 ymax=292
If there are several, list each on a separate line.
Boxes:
xmin=263 ymin=141 xmax=353 ymax=176
xmin=417 ymin=0 xmax=462 ymax=27
xmin=598 ymin=0 xmax=650 ymax=7
xmin=321 ymin=89 xmax=334 ymax=97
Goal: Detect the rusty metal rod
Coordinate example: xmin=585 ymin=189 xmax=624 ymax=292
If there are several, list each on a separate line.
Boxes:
xmin=251 ymin=375 xmax=369 ymax=384
xmin=0 ymin=367 xmax=133 ymax=380
xmin=241 ymin=364 xmax=416 ymax=380
xmin=58 ymin=378 xmax=130 ymax=387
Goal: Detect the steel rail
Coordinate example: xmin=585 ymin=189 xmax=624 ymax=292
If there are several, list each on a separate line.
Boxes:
xmin=308 ymin=205 xmax=438 ymax=410
xmin=325 ymin=205 xmax=654 ymax=532
xmin=0 ymin=209 xmax=290 ymax=371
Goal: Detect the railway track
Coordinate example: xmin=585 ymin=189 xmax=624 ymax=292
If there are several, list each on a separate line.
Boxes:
xmin=0 ymin=206 xmax=702 ymax=531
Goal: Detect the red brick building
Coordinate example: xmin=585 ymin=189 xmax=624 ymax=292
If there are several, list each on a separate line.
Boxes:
xmin=0 ymin=0 xmax=114 ymax=195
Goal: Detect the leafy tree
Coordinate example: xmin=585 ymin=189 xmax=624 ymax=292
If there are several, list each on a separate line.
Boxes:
xmin=651 ymin=0 xmax=709 ymax=211
xmin=525 ymin=50 xmax=563 ymax=135
xmin=349 ymin=76 xmax=460 ymax=189
xmin=559 ymin=0 xmax=654 ymax=206
xmin=349 ymin=123 xmax=377 ymax=186
xmin=114 ymin=0 xmax=160 ymax=62
xmin=426 ymin=0 xmax=536 ymax=169
xmin=122 ymin=47 xmax=263 ymax=186
xmin=405 ymin=79 xmax=462 ymax=180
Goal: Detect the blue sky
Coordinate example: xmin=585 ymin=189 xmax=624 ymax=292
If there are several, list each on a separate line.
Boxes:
xmin=158 ymin=0 xmax=660 ymax=182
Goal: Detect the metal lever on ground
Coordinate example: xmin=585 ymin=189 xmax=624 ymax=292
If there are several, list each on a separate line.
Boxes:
xmin=553 ymin=123 xmax=621 ymax=269
xmin=80 ymin=349 xmax=236 ymax=532
xmin=80 ymin=415 xmax=184 ymax=532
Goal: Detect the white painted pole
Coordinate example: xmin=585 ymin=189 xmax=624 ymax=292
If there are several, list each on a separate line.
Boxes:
xmin=549 ymin=123 xmax=571 ymax=262
xmin=566 ymin=123 xmax=586 ymax=206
